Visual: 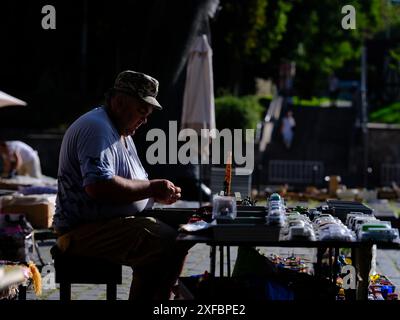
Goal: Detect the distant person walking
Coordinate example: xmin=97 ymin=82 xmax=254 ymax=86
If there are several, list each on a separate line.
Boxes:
xmin=281 ymin=111 xmax=296 ymax=149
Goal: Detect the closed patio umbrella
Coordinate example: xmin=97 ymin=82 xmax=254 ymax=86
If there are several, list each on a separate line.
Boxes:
xmin=181 ymin=34 xmax=216 ymax=137
xmin=181 ymin=34 xmax=216 ymax=205
xmin=0 ymin=91 xmax=27 ymax=108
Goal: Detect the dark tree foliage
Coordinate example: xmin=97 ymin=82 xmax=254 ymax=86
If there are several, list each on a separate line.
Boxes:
xmin=212 ymin=0 xmax=400 ymax=97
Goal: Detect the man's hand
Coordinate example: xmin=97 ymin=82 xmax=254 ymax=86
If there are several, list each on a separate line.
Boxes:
xmin=150 ymin=179 xmax=181 ymax=204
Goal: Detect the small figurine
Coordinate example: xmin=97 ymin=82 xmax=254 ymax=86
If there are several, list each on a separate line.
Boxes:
xmin=220 ymin=207 xmax=230 ymax=216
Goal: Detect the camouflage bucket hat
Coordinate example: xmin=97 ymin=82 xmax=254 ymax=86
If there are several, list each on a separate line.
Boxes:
xmin=113 ymin=70 xmax=162 ymax=110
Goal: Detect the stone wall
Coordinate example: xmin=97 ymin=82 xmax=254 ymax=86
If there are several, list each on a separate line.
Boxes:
xmin=368 ymin=124 xmax=400 ymax=186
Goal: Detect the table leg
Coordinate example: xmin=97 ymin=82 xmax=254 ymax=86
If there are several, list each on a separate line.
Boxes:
xmin=18 ymin=285 xmax=26 ymax=300
xmin=219 ymin=246 xmax=224 ymax=277
xmin=328 ymin=247 xmax=333 ymax=283
xmin=106 ymin=283 xmax=117 ymax=300
xmin=334 ymin=247 xmax=339 ymax=283
xmin=353 ymin=244 xmax=372 ymax=300
xmin=227 ymin=246 xmax=231 ymax=277
xmin=210 ymin=246 xmax=216 ymax=277
xmin=60 ymin=282 xmax=71 ymax=301
xmin=315 ymin=247 xmax=324 ymax=277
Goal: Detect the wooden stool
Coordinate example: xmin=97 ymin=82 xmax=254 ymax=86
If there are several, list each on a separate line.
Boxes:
xmin=51 ymin=245 xmax=122 ymax=300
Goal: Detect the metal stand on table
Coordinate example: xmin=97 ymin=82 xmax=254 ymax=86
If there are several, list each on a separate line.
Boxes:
xmin=210 ymin=245 xmax=232 ymax=277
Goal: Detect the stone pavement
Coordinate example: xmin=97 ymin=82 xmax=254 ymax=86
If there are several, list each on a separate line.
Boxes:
xmin=376 ymin=249 xmax=400 ymax=289
xmin=26 ymin=240 xmax=400 ymax=300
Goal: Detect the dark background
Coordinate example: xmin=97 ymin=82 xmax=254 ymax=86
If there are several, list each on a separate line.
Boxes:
xmin=0 ymin=0 xmax=217 ymax=190
xmin=1 ymin=1 xmax=400 ymax=190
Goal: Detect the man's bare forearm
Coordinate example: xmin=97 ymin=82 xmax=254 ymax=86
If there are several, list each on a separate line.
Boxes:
xmin=85 ymin=176 xmax=152 ymax=204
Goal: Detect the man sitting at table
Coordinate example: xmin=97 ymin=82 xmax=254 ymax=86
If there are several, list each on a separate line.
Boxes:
xmin=53 ymin=70 xmax=190 ymax=300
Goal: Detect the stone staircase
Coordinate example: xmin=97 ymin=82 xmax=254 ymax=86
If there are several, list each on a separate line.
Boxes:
xmin=260 ymin=106 xmax=357 ymax=185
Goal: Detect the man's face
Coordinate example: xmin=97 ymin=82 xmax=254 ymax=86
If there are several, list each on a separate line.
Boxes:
xmin=110 ymin=93 xmax=154 ymax=136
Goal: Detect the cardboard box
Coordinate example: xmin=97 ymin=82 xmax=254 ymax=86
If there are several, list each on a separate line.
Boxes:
xmin=1 ymin=195 xmax=55 ymax=229
xmin=2 ymin=203 xmax=53 ymax=229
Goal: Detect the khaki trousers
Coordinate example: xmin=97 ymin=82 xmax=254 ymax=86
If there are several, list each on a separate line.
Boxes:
xmin=56 ymin=216 xmax=191 ymax=299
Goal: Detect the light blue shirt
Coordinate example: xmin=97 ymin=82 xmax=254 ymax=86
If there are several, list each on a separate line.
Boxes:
xmin=53 ymin=107 xmax=153 ymax=230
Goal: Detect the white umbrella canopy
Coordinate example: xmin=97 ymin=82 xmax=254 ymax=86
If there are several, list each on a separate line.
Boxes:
xmin=180 ymin=34 xmax=216 ymax=204
xmin=0 ymin=90 xmax=27 ymax=108
xmin=181 ymin=34 xmax=216 ymax=139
